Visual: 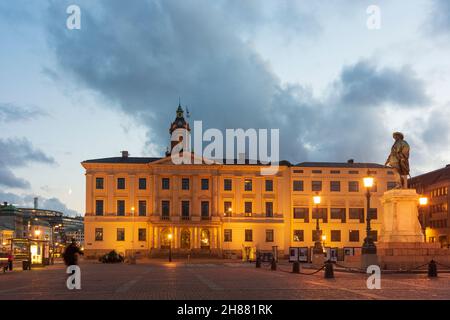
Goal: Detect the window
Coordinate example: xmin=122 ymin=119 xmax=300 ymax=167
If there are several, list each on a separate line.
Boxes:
xmin=293 ymin=230 xmax=304 ymax=242
xmin=312 ymin=230 xmax=322 ymax=242
xmin=331 ymin=230 xmax=341 ymax=242
xmin=293 ymin=208 xmax=309 ymax=222
xmin=117 ymin=200 xmax=125 ymax=216
xmin=224 ymin=201 xmax=232 ymax=216
xmin=369 ymin=208 xmax=378 ymax=220
xmin=387 ymin=181 xmax=396 ymax=190
xmin=349 ymin=170 xmax=359 ymax=174
xmin=224 ymin=229 xmax=232 ymax=242
xmin=95 ymin=200 xmax=104 ymax=216
xmin=244 ymin=202 xmax=252 ymax=216
xmin=201 ymin=201 xmax=210 ymax=219
xmin=117 ymin=178 xmax=126 ymax=190
xmin=138 ymin=228 xmax=146 ymax=241
xmin=370 ymin=230 xmax=378 ymax=242
xmin=266 ymin=229 xmax=274 ymax=242
xmin=349 ymin=208 xmax=364 ymax=222
xmin=95 ymin=177 xmax=104 ymax=189
xmin=330 ymin=181 xmax=341 ymax=192
xmin=201 ymin=178 xmax=209 ymax=190
xmin=182 ymin=178 xmax=190 ymax=190
xmin=348 ymin=181 xmax=359 ymax=192
xmin=162 ymin=200 xmax=170 ymax=219
xmin=265 ymin=180 xmax=273 ymax=192
xmin=293 ymin=180 xmax=304 ymax=191
xmin=312 ymin=181 xmax=322 ymax=191
xmin=330 ymin=170 xmax=341 ymax=174
xmin=293 ymin=170 xmax=303 ymax=173
xmin=312 ymin=170 xmax=322 ymax=174
xmin=349 ymin=230 xmax=359 ymax=242
xmin=245 ymin=229 xmax=253 ymax=242
xmin=138 ymin=200 xmax=146 ymax=216
xmin=312 ymin=208 xmax=327 ymax=222
xmin=162 ymin=178 xmax=170 ymax=190
xmin=181 ymin=201 xmax=190 ymax=219
xmin=265 ymin=202 xmax=273 ymax=217
xmin=117 ymin=228 xmax=125 ymax=241
xmin=95 ymin=228 xmax=103 ymax=241
xmin=138 ymin=178 xmax=147 ymax=190
xmin=331 ymin=208 xmax=346 ymax=222
xmin=224 ymin=179 xmax=232 ymax=191
xmin=244 ymin=179 xmax=252 ymax=191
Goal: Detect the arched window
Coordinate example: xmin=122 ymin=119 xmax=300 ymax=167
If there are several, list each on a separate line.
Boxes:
xmin=181 ymin=229 xmax=191 ymax=249
xmin=200 ymin=229 xmax=210 ymax=249
xmin=160 ymin=228 xmax=171 ymax=249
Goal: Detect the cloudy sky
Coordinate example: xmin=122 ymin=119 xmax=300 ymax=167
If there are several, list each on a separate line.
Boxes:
xmin=0 ymin=0 xmax=449 ymax=216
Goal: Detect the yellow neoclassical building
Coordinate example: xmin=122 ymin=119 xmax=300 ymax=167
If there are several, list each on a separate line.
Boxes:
xmin=82 ymin=106 xmax=397 ymax=260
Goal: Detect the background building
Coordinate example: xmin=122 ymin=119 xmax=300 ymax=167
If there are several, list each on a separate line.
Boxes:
xmin=410 ymin=165 xmax=450 ymax=247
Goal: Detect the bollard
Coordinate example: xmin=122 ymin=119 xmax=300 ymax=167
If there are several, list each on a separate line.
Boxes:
xmin=324 ymin=260 xmax=334 ymax=279
xmin=428 ymin=260 xmax=438 ymax=278
xmin=271 ymin=258 xmax=277 ymax=271
xmin=292 ymin=261 xmax=300 ymax=274
xmin=256 ymin=256 xmax=261 ymax=268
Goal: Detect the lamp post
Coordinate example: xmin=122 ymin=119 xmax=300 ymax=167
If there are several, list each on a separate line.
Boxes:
xmin=362 ymin=173 xmax=376 ymax=254
xmin=312 ymin=194 xmax=323 ymax=254
xmin=168 ymin=233 xmax=173 ymax=262
xmin=419 ymin=196 xmax=428 ymax=242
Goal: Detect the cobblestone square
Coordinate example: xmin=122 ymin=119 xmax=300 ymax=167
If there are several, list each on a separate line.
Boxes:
xmin=1 ymin=259 xmax=450 ymax=300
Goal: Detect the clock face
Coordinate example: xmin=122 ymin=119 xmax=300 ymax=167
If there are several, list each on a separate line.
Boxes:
xmin=177 ymin=112 xmax=182 ymax=117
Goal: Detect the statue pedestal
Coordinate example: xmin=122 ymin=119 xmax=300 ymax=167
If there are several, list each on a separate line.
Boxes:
xmin=379 ymin=189 xmax=424 ymax=243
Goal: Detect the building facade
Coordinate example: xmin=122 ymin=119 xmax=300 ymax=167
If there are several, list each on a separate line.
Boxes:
xmin=82 ymin=106 xmax=398 ymax=259
xmin=410 ymin=165 xmax=450 ymax=247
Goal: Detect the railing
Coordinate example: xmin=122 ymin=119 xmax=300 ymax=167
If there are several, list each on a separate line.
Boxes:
xmin=201 ymin=215 xmax=211 ymax=220
xmin=161 ymin=215 xmax=170 ymax=220
xmin=181 ymin=215 xmax=190 ymax=221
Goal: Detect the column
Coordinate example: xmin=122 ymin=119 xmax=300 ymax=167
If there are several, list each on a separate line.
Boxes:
xmin=86 ymin=174 xmax=93 ymax=215
xmin=107 ymin=174 xmax=114 ymax=215
xmin=129 ymin=174 xmax=136 ymax=215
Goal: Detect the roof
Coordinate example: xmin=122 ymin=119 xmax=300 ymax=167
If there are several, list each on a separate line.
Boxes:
xmin=82 ymin=157 xmax=162 ymax=164
xmin=294 ymin=162 xmax=386 ymax=169
xmin=410 ymin=165 xmax=450 ymax=186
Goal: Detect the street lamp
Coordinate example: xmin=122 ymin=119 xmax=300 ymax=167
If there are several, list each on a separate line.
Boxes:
xmin=419 ymin=196 xmax=428 ymax=242
xmin=362 ymin=172 xmax=376 ymax=254
xmin=312 ymin=193 xmax=323 ymax=254
xmin=168 ymin=233 xmax=173 ymax=262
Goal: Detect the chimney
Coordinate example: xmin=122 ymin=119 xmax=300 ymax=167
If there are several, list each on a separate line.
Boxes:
xmin=34 ymin=197 xmax=38 ymax=209
xmin=121 ymin=151 xmax=129 ymax=158
xmin=347 ymin=159 xmax=354 ymax=164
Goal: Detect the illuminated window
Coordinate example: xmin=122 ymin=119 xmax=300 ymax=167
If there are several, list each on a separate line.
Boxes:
xmin=95 ymin=228 xmax=103 ymax=241
xmin=293 ymin=230 xmax=304 ymax=242
xmin=224 ymin=201 xmax=232 ymax=216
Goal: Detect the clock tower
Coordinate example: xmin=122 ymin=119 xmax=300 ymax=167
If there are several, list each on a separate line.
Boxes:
xmin=166 ymin=104 xmax=191 ymax=156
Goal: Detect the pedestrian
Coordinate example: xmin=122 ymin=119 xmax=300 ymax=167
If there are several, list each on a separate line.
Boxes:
xmin=7 ymin=252 xmax=13 ymax=271
xmin=62 ymin=238 xmax=84 ymax=266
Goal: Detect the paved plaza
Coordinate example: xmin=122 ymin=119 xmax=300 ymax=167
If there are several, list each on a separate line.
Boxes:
xmin=1 ymin=259 xmax=450 ymax=300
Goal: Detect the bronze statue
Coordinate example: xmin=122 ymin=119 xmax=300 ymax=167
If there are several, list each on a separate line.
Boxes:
xmin=385 ymin=132 xmax=410 ymax=189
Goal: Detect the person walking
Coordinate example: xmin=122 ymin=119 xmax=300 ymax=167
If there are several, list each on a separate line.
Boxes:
xmin=63 ymin=238 xmax=84 ymax=266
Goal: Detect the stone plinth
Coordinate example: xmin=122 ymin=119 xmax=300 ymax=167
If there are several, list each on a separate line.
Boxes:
xmin=379 ymin=189 xmax=424 ymax=243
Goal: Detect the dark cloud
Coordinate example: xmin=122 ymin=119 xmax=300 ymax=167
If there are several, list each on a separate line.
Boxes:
xmin=45 ymin=0 xmax=430 ymax=164
xmin=0 ymin=138 xmax=55 ymax=188
xmin=0 ymin=190 xmax=80 ymax=216
xmin=336 ymin=61 xmax=429 ymax=108
xmin=0 ymin=103 xmax=46 ymax=123
xmin=428 ymin=0 xmax=450 ymax=36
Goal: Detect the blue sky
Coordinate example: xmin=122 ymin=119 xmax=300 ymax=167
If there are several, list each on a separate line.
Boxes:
xmin=0 ymin=0 xmax=449 ymax=215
